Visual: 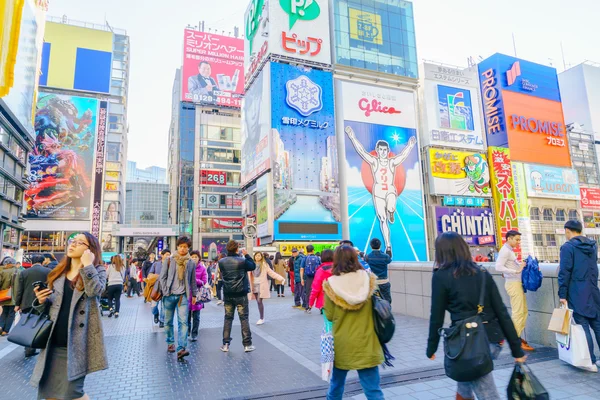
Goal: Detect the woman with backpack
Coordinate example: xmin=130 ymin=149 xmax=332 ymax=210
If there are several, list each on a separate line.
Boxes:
xmin=106 ymin=254 xmax=126 ymax=318
xmin=308 ymin=249 xmax=334 ymax=313
xmin=427 ymin=232 xmax=526 ymax=400
xmin=248 ymin=252 xmax=285 ymax=325
xmin=0 ymin=257 xmax=18 ymax=336
xmin=323 ymin=246 xmax=384 ymax=400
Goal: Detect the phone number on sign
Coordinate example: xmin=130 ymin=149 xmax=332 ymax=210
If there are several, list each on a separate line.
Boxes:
xmin=188 ymin=94 xmax=241 ymax=107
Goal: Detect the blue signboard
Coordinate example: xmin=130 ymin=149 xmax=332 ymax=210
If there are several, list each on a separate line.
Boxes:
xmin=437 ymin=85 xmax=475 ymax=131
xmin=523 ymin=164 xmax=580 ymax=200
xmin=435 ymin=207 xmax=496 ymax=246
xmin=443 ymin=196 xmax=486 ymax=207
xmin=478 ymin=56 xmax=508 ymax=148
xmin=270 ymin=62 xmax=341 ymax=241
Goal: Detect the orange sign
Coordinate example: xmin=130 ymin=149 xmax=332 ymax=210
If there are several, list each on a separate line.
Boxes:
xmin=503 ymin=91 xmax=571 ymax=167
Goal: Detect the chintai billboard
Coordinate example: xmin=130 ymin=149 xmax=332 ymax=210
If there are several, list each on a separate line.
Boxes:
xmin=435 ymin=207 xmax=495 ymax=246
xmin=337 ymin=80 xmax=427 ymax=261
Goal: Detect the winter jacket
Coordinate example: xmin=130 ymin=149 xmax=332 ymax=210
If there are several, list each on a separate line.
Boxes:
xmin=190 ymin=262 xmax=208 ymax=311
xmin=31 ymin=265 xmax=108 ymax=386
xmin=274 ymin=260 xmax=287 ymax=282
xmin=0 ymin=266 xmax=18 ymax=306
xmin=159 ymin=255 xmax=198 ymax=300
xmin=248 ymin=261 xmax=285 ymax=300
xmin=366 ymin=249 xmax=392 ymax=280
xmin=323 ymin=270 xmax=383 ymax=370
xmin=46 ymin=260 xmax=58 ymax=270
xmin=309 ymin=262 xmax=333 ymax=309
xmin=14 ymin=264 xmax=50 ymax=311
xmin=294 ymin=254 xmax=306 ymax=283
xmin=219 ymin=253 xmax=256 ymax=297
xmin=559 ymin=236 xmax=600 ymax=318
xmin=142 ymin=260 xmax=154 ymax=278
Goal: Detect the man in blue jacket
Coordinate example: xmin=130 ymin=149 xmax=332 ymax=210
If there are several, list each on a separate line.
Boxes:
xmin=559 ymin=219 xmax=600 ymax=371
xmin=366 ymin=238 xmax=393 ymax=303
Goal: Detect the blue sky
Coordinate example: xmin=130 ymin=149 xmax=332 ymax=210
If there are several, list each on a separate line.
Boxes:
xmin=46 ymin=0 xmax=600 ymax=168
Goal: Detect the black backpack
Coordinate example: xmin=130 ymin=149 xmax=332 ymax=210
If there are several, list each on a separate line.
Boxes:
xmin=372 ymin=290 xmax=395 ymax=344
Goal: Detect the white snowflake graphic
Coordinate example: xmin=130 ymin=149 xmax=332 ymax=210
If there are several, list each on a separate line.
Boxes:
xmin=285 ymin=75 xmax=323 ymax=117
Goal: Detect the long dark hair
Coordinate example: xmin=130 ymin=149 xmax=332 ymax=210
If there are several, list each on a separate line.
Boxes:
xmin=48 ymin=232 xmax=102 ymax=291
xmin=274 ymin=251 xmax=283 ymax=264
xmin=332 ymin=246 xmax=363 ymax=276
xmin=434 ymin=232 xmax=478 ymax=277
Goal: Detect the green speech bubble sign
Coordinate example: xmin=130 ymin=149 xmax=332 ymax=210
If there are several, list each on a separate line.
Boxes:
xmin=279 ymin=0 xmax=321 ymax=30
xmin=246 ymin=0 xmax=265 ymax=54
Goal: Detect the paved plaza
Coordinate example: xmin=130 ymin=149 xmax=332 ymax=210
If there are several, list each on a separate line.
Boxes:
xmin=0 ymin=294 xmax=599 ymax=399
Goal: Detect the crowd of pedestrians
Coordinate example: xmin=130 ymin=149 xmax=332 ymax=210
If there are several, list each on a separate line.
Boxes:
xmin=1 ymin=218 xmax=600 ymax=399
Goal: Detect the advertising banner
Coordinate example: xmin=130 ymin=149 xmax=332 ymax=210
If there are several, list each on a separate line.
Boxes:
xmin=91 ymin=100 xmax=107 ymax=238
xmin=256 ymin=174 xmax=270 ymax=238
xmin=105 ymin=182 xmax=118 ymax=191
xmin=25 ymin=93 xmax=98 ymax=219
xmin=511 ymin=162 xmax=534 ymax=257
xmin=105 ymin=161 xmax=120 ymax=171
xmin=202 ymin=237 xmax=230 ymax=260
xmin=488 ymin=147 xmax=519 ymax=250
xmin=181 ymin=29 xmax=244 ymax=108
xmin=581 ymin=187 xmax=600 ymax=210
xmin=435 ymin=207 xmax=495 ymax=246
xmin=200 ymin=170 xmax=227 ymax=186
xmin=279 ymin=242 xmax=338 ymax=256
xmin=241 ymin=63 xmax=271 ymax=185
xmin=338 ymin=80 xmax=427 ymax=261
xmin=244 ymin=0 xmax=331 ymax=80
xmin=212 ymin=218 xmax=243 ymax=231
xmin=428 ymin=148 xmax=491 ymax=197
xmin=271 ymin=63 xmax=340 ymax=240
xmin=523 ymin=164 xmax=580 ymax=200
xmin=103 ymin=201 xmax=119 ymax=222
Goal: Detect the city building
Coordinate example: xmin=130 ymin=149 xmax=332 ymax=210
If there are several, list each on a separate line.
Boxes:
xmin=559 ymin=61 xmax=600 ymax=139
xmin=127 ymin=161 xmax=166 ymax=183
xmin=20 ymin=17 xmax=130 ymax=258
xmin=168 ymin=27 xmax=244 ymax=256
xmin=0 ymin=0 xmax=44 ymax=259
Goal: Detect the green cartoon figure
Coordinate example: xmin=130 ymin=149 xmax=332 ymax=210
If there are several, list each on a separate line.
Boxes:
xmin=463 ymin=154 xmax=490 ymax=194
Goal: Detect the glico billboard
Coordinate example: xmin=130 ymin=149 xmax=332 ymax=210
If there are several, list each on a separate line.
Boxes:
xmin=478 ymin=53 xmax=571 ymax=167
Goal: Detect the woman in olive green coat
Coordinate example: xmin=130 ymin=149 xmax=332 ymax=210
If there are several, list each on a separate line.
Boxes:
xmin=323 ymin=246 xmax=384 ymax=400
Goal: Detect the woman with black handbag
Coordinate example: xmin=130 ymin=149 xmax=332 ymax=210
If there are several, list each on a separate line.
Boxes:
xmin=30 ymin=232 xmax=107 ymax=400
xmin=426 ymin=232 xmax=526 ymax=400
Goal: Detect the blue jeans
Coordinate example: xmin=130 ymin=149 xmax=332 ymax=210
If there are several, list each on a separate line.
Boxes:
xmin=327 ymin=366 xmax=384 ymax=400
xmin=163 ymin=294 xmax=189 ymax=351
xmin=456 ymin=343 xmax=503 ymax=399
xmin=152 ymin=299 xmax=165 ymax=323
xmin=573 ymin=312 xmax=600 ymax=364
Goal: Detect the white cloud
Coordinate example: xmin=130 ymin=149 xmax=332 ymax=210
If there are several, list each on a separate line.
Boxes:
xmin=404 ymin=162 xmax=423 ymax=191
xmin=345 ymin=162 xmax=364 ymax=187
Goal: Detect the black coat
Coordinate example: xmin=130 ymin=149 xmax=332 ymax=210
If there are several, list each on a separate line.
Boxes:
xmin=559 ymin=236 xmax=600 ymax=318
xmin=14 ymin=263 xmax=50 ymax=311
xmin=218 ymin=253 xmax=256 ymax=297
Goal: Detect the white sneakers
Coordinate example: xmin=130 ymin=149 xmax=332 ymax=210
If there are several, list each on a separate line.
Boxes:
xmin=244 ymin=345 xmax=256 ymax=352
xmin=256 ymin=319 xmax=265 ymax=325
xmin=216 ymin=300 xmax=223 ymax=305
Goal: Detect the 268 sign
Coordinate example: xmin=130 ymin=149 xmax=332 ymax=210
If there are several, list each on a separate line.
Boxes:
xmin=201 ymin=170 xmax=227 ymax=186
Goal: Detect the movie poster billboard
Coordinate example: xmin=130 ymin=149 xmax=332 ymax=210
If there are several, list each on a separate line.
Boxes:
xmin=241 ymin=63 xmax=271 ymax=185
xmin=488 ymin=147 xmax=519 ymax=252
xmin=202 ymin=237 xmax=229 ymax=260
xmin=25 ymin=93 xmax=98 ymax=219
xmin=271 ymin=62 xmax=340 ymax=241
xmin=428 ymin=148 xmax=491 ymax=197
xmin=181 ymin=29 xmax=244 ymax=108
xmin=338 ymin=80 xmax=427 ymax=261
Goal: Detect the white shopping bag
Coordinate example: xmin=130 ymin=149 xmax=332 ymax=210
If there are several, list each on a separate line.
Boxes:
xmin=558 ymin=319 xmax=594 ymax=370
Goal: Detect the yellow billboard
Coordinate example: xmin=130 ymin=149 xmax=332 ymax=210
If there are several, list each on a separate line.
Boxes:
xmin=349 ymin=8 xmax=382 ymax=45
xmin=428 ymin=148 xmax=491 ymax=196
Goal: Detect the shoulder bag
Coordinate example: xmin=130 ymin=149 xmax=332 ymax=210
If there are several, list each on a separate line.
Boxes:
xmin=372 ymin=290 xmax=395 ymax=344
xmin=7 ymin=307 xmax=53 ymax=349
xmin=439 ymin=269 xmax=493 ymax=382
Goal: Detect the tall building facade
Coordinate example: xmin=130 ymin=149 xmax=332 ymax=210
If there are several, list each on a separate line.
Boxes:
xmin=20 ymin=17 xmax=130 ymax=258
xmin=124 ymin=182 xmax=169 ymax=225
xmin=168 ymin=28 xmax=244 ymax=256
xmin=0 ymin=0 xmax=44 ymax=259
xmin=127 ymin=161 xmax=166 ymax=183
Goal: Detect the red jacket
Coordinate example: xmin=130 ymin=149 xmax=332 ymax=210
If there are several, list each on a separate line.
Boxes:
xmin=309 ymin=262 xmax=333 ymax=309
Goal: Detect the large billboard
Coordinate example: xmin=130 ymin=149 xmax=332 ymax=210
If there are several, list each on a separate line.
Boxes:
xmin=241 ymin=63 xmax=271 ymax=185
xmin=428 ymin=148 xmax=491 ymax=197
xmin=523 ymin=164 xmax=580 ymax=200
xmin=332 ymin=0 xmax=417 ymax=78
xmin=338 ymin=80 xmax=427 ymax=261
xmin=420 ymin=63 xmax=485 ymax=150
xmin=25 ymin=93 xmax=98 ymax=219
xmin=181 ymin=29 xmax=244 ymax=108
xmin=488 ymin=147 xmax=519 ymax=251
xmin=512 ymin=162 xmax=535 ymax=257
xmin=581 ymin=187 xmax=600 ymax=210
xmin=244 ymin=0 xmax=332 ymax=80
xmin=478 ymin=53 xmax=571 ymax=167
xmin=40 ymin=22 xmax=113 ymax=94
xmin=435 ymin=207 xmax=495 ymax=246
xmin=256 ymin=173 xmax=270 ymax=237
xmin=202 ymin=237 xmax=229 ymax=260
xmin=271 ymin=62 xmax=340 ymax=240
xmin=1 ymin=0 xmax=39 ymax=137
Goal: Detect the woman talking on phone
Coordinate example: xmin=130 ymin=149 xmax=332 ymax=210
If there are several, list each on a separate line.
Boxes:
xmin=31 ymin=232 xmax=107 ymax=400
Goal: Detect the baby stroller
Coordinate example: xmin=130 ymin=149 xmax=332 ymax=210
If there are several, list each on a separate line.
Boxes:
xmin=99 ymin=283 xmax=111 ymax=316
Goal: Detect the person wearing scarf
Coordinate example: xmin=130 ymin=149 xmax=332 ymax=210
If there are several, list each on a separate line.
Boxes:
xmin=158 ymin=236 xmax=198 ymax=360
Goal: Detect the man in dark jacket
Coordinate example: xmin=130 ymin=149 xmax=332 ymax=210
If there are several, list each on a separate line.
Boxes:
xmin=14 ymin=254 xmax=50 ymax=357
xmin=559 ymin=219 xmax=600 ymax=370
xmin=293 ymin=249 xmax=306 ymax=310
xmin=366 ymin=238 xmax=393 ymax=303
xmin=218 ymin=240 xmax=256 ymax=353
xmin=42 ymin=253 xmax=58 ymax=270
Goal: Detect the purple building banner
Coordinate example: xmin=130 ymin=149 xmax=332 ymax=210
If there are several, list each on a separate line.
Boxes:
xmin=435 ymin=206 xmax=496 ymax=246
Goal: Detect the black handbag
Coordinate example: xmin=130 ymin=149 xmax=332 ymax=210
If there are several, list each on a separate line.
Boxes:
xmin=507 ymin=362 xmax=549 ymax=399
xmin=7 ymin=308 xmax=53 ymax=349
xmin=372 ymin=291 xmax=395 ymax=344
xmin=439 ymin=269 xmax=493 ymax=382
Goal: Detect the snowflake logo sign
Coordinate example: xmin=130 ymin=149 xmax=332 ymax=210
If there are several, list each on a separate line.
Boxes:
xmin=285 ymin=75 xmax=323 ymax=117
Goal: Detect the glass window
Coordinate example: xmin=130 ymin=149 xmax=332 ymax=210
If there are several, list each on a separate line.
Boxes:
xmin=568 ymin=210 xmax=579 ymax=220
xmin=107 ymin=143 xmax=120 ymax=162
xmin=543 ymin=209 xmax=553 ymax=221
xmin=545 ymin=234 xmax=557 ymax=247
xmin=533 ymin=234 xmax=544 ymax=246
xmin=5 ymin=183 xmax=15 ymax=199
xmin=530 ymin=207 xmax=540 ymax=220
xmin=0 ymin=125 xmax=10 ymax=146
xmin=555 ymin=209 xmax=566 ymax=222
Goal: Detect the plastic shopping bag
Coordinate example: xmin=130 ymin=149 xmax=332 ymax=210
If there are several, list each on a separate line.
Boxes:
xmin=558 ymin=319 xmax=595 ymax=370
xmin=507 ymin=363 xmax=549 ymax=399
xmin=320 ymin=315 xmax=334 ymax=382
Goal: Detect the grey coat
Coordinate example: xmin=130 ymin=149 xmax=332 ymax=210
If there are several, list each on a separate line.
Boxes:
xmin=159 ymin=256 xmax=198 ymax=300
xmin=30 ymin=264 xmax=108 ymax=386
